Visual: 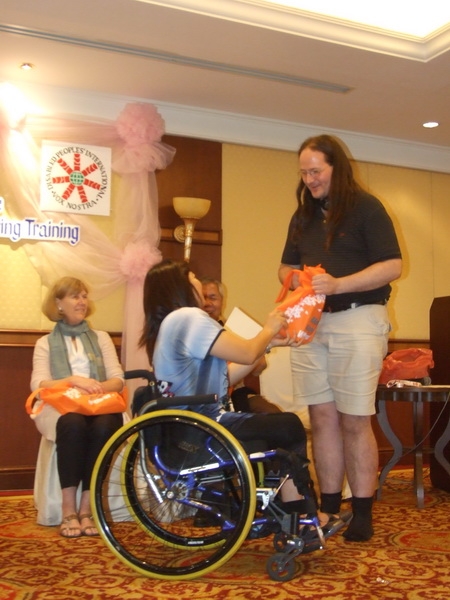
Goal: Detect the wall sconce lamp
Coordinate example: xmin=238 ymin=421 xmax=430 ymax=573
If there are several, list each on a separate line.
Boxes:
xmin=173 ymin=196 xmax=211 ymax=261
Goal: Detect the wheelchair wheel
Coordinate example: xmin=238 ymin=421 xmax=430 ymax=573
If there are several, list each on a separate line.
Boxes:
xmin=91 ymin=410 xmax=256 ymax=580
xmin=266 ymin=552 xmax=297 ymax=582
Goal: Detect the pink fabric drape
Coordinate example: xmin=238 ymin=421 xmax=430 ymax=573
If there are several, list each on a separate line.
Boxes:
xmin=0 ymin=97 xmax=175 ymax=377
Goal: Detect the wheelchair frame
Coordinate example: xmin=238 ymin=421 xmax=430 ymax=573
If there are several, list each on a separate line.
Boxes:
xmin=90 ymin=371 xmax=332 ymax=582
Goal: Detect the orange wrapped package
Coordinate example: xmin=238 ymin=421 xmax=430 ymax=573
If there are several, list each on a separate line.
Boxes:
xmin=275 ymin=265 xmax=326 ymax=344
xmin=26 ymin=384 xmax=128 ymax=416
xmin=378 ymin=348 xmax=434 ymax=384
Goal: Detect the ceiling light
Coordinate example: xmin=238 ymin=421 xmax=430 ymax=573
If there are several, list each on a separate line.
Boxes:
xmin=423 ymin=122 xmax=439 ymax=128
xmin=20 ymin=62 xmax=34 ymax=70
xmin=0 ymin=83 xmax=29 ymax=128
xmin=264 ymin=1 xmax=450 ymax=37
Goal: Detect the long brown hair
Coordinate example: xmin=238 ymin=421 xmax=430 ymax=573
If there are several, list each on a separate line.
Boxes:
xmin=139 ymin=259 xmax=200 ymax=361
xmin=295 ymin=134 xmax=362 ymax=249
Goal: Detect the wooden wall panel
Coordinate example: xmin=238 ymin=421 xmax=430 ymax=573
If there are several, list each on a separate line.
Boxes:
xmin=0 ymin=331 xmax=122 ymax=490
xmin=156 ymin=135 xmax=222 ymax=280
xmin=0 ymin=333 xmax=431 ymax=489
xmin=0 ymin=344 xmax=41 ymax=489
xmin=0 ymin=134 xmax=223 ymax=490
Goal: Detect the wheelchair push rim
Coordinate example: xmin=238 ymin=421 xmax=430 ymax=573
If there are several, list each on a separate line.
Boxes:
xmin=90 ymin=410 xmax=256 ymax=580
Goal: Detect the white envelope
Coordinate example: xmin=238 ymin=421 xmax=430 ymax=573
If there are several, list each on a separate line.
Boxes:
xmin=225 ymin=307 xmax=262 ymax=339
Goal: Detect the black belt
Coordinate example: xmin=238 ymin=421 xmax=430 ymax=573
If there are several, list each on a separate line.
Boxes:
xmin=323 ymin=299 xmax=387 ymax=313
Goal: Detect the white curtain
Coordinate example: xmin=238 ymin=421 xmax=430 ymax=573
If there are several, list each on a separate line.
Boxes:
xmin=0 ymin=95 xmax=175 ymax=372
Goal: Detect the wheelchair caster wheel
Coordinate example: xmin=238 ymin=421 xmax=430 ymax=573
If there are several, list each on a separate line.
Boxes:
xmin=266 ymin=552 xmax=296 ymax=582
xmin=273 ymin=531 xmax=289 ymax=551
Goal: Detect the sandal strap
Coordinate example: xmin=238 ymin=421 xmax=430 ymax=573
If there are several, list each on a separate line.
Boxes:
xmin=78 ymin=513 xmax=94 ymax=520
xmin=61 ymin=513 xmax=79 ymax=524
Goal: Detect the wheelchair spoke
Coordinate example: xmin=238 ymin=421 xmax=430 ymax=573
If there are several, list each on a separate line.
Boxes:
xmin=91 ymin=410 xmax=256 ymax=579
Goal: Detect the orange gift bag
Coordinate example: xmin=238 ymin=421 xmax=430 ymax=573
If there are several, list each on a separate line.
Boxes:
xmin=275 ymin=265 xmax=326 ymax=343
xmin=26 ymin=384 xmax=128 ymax=417
xmin=378 ymin=348 xmax=434 ymax=384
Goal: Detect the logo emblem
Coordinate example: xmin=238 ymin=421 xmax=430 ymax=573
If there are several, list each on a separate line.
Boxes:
xmin=40 ymin=142 xmax=112 ymax=215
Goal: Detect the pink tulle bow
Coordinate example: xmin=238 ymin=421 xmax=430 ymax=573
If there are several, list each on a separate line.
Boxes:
xmin=120 ymin=241 xmax=162 ymax=282
xmin=115 ymin=103 xmax=165 ymax=147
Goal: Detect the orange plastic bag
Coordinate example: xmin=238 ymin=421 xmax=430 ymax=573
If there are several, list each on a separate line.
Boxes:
xmin=25 ymin=384 xmax=127 ymax=416
xmin=275 ymin=265 xmax=326 ymax=343
xmin=378 ymin=348 xmax=434 ymax=384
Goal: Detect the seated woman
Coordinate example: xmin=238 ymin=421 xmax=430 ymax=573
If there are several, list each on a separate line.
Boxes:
xmin=139 ymin=259 xmax=346 ymax=536
xmin=30 ymin=277 xmax=125 ymax=538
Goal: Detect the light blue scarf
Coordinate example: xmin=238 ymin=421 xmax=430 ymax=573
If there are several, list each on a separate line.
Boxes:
xmin=48 ymin=320 xmax=106 ymax=382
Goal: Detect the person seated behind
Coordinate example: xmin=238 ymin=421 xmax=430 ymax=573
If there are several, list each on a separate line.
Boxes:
xmin=30 ymin=277 xmax=125 ymax=538
xmin=201 ymin=276 xmax=281 ymax=414
xmin=140 ymin=259 xmax=346 ymax=533
xmin=201 ymin=276 xmax=226 ymax=325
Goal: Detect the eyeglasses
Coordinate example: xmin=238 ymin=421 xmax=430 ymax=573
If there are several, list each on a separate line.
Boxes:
xmin=298 ymin=167 xmax=326 ymax=179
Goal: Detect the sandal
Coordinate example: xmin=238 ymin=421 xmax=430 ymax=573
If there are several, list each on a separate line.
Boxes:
xmin=60 ymin=513 xmax=82 ymax=538
xmin=79 ymin=513 xmax=99 ymax=537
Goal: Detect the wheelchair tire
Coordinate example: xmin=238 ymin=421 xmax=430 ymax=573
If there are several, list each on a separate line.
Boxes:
xmin=91 ymin=410 xmax=256 ymax=580
xmin=266 ymin=553 xmax=297 ymax=582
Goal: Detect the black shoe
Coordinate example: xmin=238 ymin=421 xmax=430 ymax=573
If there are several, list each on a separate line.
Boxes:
xmin=343 ymin=513 xmax=373 ymax=541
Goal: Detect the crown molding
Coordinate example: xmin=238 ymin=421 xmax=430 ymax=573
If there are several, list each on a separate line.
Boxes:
xmin=139 ymin=0 xmax=450 ymax=61
xmin=8 ymin=81 xmax=450 ymax=174
xmin=160 ymin=101 xmax=450 ymax=174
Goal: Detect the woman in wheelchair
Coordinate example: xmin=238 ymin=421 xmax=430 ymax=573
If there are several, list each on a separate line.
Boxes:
xmin=139 ymin=259 xmax=349 ymax=541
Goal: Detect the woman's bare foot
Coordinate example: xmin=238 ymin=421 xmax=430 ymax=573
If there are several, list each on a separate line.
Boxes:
xmin=60 ymin=514 xmax=81 ymax=538
xmin=79 ymin=514 xmax=99 ymax=536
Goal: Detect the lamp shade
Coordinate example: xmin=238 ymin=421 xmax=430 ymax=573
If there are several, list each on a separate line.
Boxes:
xmin=173 ymin=197 xmax=211 ymax=220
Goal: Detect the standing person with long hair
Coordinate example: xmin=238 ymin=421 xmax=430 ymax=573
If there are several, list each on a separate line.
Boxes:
xmin=140 ymin=259 xmax=348 ymax=538
xmin=31 ymin=277 xmax=125 ymax=538
xmin=279 ymin=134 xmax=402 ymax=541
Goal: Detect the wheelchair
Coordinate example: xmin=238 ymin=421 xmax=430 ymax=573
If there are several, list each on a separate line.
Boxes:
xmin=90 ymin=370 xmax=348 ymax=582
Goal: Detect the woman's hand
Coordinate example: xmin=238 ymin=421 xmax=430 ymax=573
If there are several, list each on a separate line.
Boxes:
xmin=265 ymin=309 xmax=308 ymax=349
xmin=263 ymin=308 xmax=288 ymax=336
xmin=269 ymin=333 xmax=303 ymax=349
xmin=69 ymin=376 xmax=105 ymax=394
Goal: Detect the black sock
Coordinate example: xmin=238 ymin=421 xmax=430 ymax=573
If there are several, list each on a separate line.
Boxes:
xmin=320 ymin=492 xmax=342 ymax=514
xmin=343 ymin=496 xmax=374 ymax=541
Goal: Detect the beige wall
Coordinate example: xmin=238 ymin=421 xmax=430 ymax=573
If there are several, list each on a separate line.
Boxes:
xmin=1 ymin=160 xmax=128 ymax=330
xmin=222 ymin=143 xmax=450 ymax=340
xmin=222 ymin=144 xmax=298 ymax=326
xmin=2 ymin=142 xmax=449 ymax=340
xmin=0 ymin=239 xmax=125 ymax=332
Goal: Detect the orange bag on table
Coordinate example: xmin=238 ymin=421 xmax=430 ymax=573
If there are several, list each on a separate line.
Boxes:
xmin=25 ymin=383 xmax=127 ymax=417
xmin=275 ymin=265 xmax=326 ymax=344
xmin=378 ymin=348 xmax=434 ymax=384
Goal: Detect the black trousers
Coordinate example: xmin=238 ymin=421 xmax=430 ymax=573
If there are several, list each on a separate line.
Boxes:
xmin=226 ymin=412 xmax=313 ymax=498
xmin=55 ymin=412 xmax=123 ymax=491
xmin=226 ymin=412 xmax=307 ymax=457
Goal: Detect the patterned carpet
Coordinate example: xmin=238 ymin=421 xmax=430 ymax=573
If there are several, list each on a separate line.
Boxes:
xmin=1 ymin=470 xmax=450 ymax=600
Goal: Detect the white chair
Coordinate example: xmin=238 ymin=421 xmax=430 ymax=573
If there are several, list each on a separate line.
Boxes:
xmin=33 ymin=436 xmax=81 ymax=526
xmin=31 ymin=403 xmax=130 ymax=526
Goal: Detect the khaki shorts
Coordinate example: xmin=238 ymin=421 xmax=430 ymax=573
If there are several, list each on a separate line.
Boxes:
xmin=290 ymin=304 xmax=390 ymax=416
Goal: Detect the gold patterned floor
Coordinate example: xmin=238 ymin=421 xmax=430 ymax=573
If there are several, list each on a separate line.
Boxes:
xmin=1 ymin=470 xmax=449 ymax=600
